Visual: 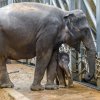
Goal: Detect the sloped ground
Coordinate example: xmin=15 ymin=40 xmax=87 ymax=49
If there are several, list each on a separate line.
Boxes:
xmin=7 ymin=64 xmax=100 ymax=100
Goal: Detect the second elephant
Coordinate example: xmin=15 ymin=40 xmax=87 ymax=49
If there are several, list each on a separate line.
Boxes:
xmin=46 ymin=51 xmax=73 ymax=89
xmin=56 ymin=51 xmax=73 ymax=88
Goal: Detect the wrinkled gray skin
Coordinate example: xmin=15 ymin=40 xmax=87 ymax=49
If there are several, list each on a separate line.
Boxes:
xmin=0 ymin=2 xmax=96 ymax=90
xmin=46 ymin=51 xmax=73 ymax=90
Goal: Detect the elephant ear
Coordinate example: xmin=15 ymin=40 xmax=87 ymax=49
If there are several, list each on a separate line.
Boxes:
xmin=64 ymin=13 xmax=75 ymax=24
xmin=64 ymin=13 xmax=80 ymax=37
xmin=64 ymin=13 xmax=81 ymax=32
xmin=64 ymin=11 xmax=89 ymax=32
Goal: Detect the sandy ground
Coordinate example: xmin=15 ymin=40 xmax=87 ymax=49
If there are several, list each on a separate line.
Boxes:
xmin=0 ymin=89 xmax=14 ymax=100
xmin=6 ymin=64 xmax=100 ymax=100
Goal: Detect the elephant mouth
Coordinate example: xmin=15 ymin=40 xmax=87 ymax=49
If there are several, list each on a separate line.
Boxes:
xmin=67 ymin=39 xmax=80 ymax=52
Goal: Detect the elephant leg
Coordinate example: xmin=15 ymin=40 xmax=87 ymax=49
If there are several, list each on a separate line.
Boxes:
xmin=31 ymin=48 xmax=53 ymax=91
xmin=57 ymin=66 xmax=66 ymax=88
xmin=30 ymin=24 xmax=59 ymax=91
xmin=45 ymin=51 xmax=59 ymax=90
xmin=0 ymin=57 xmax=14 ymax=88
xmin=55 ymin=76 xmax=59 ymax=85
xmin=66 ymin=69 xmax=73 ymax=88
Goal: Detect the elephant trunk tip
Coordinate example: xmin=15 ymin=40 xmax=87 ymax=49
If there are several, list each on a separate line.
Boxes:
xmin=83 ymin=73 xmax=94 ymax=82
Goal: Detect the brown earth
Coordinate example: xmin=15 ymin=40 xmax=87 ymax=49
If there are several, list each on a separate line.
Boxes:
xmin=6 ymin=64 xmax=100 ymax=100
xmin=0 ymin=89 xmax=14 ymax=100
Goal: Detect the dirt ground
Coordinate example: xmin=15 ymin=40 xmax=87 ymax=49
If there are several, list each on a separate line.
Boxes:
xmin=0 ymin=89 xmax=14 ymax=100
xmin=7 ymin=64 xmax=100 ymax=100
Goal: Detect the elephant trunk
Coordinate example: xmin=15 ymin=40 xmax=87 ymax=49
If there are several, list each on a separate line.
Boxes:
xmin=86 ymin=50 xmax=96 ymax=77
xmin=83 ymin=28 xmax=96 ymax=81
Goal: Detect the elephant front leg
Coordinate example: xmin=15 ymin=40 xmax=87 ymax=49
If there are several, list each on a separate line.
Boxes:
xmin=31 ymin=49 xmax=53 ymax=91
xmin=0 ymin=57 xmax=14 ymax=88
xmin=31 ymin=23 xmax=59 ymax=91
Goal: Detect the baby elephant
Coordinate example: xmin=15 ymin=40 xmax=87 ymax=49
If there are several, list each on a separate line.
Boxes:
xmin=56 ymin=52 xmax=73 ymax=88
xmin=46 ymin=51 xmax=73 ymax=89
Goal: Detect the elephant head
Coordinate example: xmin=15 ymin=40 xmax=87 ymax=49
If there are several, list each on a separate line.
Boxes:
xmin=64 ymin=10 xmax=96 ymax=81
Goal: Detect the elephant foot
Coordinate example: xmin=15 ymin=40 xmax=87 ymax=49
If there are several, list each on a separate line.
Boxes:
xmin=0 ymin=80 xmax=14 ymax=88
xmin=67 ymin=82 xmax=73 ymax=88
xmin=45 ymin=84 xmax=59 ymax=90
xmin=67 ymin=79 xmax=73 ymax=88
xmin=84 ymin=73 xmax=94 ymax=82
xmin=30 ymin=84 xmax=44 ymax=91
xmin=59 ymin=85 xmax=66 ymax=88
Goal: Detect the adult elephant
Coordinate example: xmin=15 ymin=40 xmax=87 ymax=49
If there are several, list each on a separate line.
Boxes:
xmin=0 ymin=2 xmax=96 ymax=90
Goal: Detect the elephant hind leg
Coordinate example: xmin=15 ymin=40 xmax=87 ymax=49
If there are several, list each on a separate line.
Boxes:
xmin=45 ymin=52 xmax=59 ymax=90
xmin=0 ymin=57 xmax=14 ymax=88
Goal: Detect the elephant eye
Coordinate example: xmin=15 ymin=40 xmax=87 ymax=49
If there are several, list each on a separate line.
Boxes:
xmin=61 ymin=58 xmax=65 ymax=62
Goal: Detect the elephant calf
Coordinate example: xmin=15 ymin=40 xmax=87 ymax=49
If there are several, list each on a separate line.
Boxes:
xmin=46 ymin=51 xmax=73 ymax=89
xmin=56 ymin=52 xmax=73 ymax=88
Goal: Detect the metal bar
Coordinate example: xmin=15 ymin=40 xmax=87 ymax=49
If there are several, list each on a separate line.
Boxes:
xmin=97 ymin=0 xmax=100 ymax=57
xmin=69 ymin=0 xmax=75 ymax=10
xmin=80 ymin=0 xmax=87 ymax=14
xmin=69 ymin=49 xmax=72 ymax=71
xmin=13 ymin=0 xmax=16 ymax=3
xmin=52 ymin=0 xmax=57 ymax=7
xmin=8 ymin=0 xmax=13 ymax=4
xmin=77 ymin=0 xmax=81 ymax=9
xmin=83 ymin=0 xmax=96 ymax=28
xmin=58 ymin=0 xmax=65 ymax=10
xmin=43 ymin=0 xmax=50 ymax=4
xmin=50 ymin=0 xmax=52 ymax=5
xmin=75 ymin=81 xmax=100 ymax=91
xmin=93 ymin=0 xmax=96 ymax=5
xmin=65 ymin=0 xmax=69 ymax=7
xmin=65 ymin=0 xmax=70 ymax=9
